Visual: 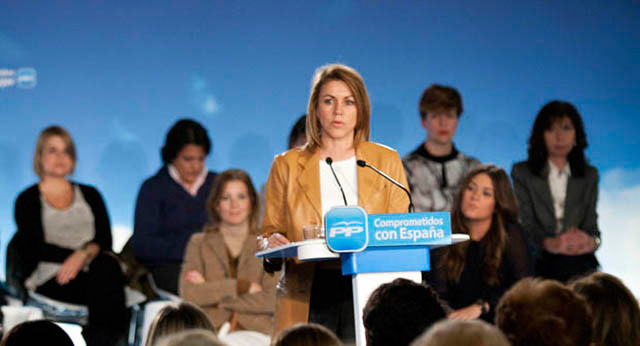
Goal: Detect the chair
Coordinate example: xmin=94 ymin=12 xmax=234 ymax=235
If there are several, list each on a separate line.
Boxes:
xmin=119 ymin=238 xmax=182 ymax=345
xmin=5 ymin=232 xmax=147 ymax=345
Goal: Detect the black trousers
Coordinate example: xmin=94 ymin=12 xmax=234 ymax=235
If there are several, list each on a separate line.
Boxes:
xmin=536 ymin=251 xmax=599 ymax=283
xmin=147 ymin=262 xmax=182 ymax=295
xmin=36 ymin=254 xmax=127 ymax=346
xmin=308 ymin=268 xmax=355 ymax=342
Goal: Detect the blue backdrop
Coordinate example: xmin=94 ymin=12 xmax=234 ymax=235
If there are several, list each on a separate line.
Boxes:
xmin=2 ymin=1 xmax=639 ymax=294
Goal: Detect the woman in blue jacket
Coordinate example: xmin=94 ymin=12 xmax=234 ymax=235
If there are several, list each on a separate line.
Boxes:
xmin=131 ymin=119 xmax=216 ymax=294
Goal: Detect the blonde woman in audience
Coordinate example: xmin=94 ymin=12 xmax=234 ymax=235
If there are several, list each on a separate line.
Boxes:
xmin=411 ymin=319 xmax=510 ymax=346
xmin=180 ymin=169 xmax=277 ymax=335
xmin=570 ymin=272 xmax=640 ymax=346
xmin=271 ymin=323 xmax=342 ymax=346
xmin=156 ymin=329 xmax=226 ymax=346
xmin=145 ymin=302 xmax=215 ymax=346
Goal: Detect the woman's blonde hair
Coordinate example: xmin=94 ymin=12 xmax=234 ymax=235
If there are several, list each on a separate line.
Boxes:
xmin=33 ymin=125 xmax=76 ymax=177
xmin=145 ymin=302 xmax=215 ymax=346
xmin=205 ymin=169 xmax=260 ymax=234
xmin=305 ymin=64 xmax=370 ymax=151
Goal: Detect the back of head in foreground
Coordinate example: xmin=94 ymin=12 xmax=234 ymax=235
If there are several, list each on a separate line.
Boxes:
xmin=411 ymin=319 xmax=510 ymax=346
xmin=569 ymin=271 xmax=640 ymax=346
xmin=156 ymin=329 xmax=226 ymax=346
xmin=0 ymin=320 xmax=74 ymax=346
xmin=496 ymin=277 xmax=593 ymax=346
xmin=363 ymin=278 xmax=447 ymax=346
xmin=272 ymin=323 xmax=342 ymax=346
xmin=146 ymin=302 xmax=216 ymax=346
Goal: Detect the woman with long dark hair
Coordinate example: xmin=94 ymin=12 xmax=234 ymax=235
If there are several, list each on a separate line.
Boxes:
xmin=424 ymin=165 xmax=532 ymax=322
xmin=511 ymin=100 xmax=600 ymax=282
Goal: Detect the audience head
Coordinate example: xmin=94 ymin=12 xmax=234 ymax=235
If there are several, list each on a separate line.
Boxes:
xmin=418 ymin=85 xmax=463 ymax=147
xmin=206 ymin=169 xmax=259 ymax=232
xmin=496 ymin=277 xmax=592 ymax=346
xmin=0 ymin=320 xmax=74 ymax=346
xmin=527 ymin=100 xmax=589 ymax=176
xmin=161 ymin=119 xmax=211 ymax=184
xmin=33 ymin=125 xmax=76 ymax=178
xmin=411 ymin=319 xmax=510 ymax=346
xmin=146 ymin=302 xmax=216 ymax=346
xmin=288 ymin=114 xmax=307 ymax=149
xmin=363 ymin=278 xmax=447 ymax=346
xmin=444 ymin=165 xmax=519 ymax=285
xmin=569 ymin=271 xmax=640 ymax=346
xmin=272 ymin=323 xmax=342 ymax=346
xmin=156 ymin=329 xmax=225 ymax=346
xmin=306 ymin=63 xmax=370 ymax=151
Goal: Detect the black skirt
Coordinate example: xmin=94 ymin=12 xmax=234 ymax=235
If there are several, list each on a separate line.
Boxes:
xmin=308 ymin=268 xmax=355 ymax=342
xmin=535 ymin=251 xmax=599 ymax=283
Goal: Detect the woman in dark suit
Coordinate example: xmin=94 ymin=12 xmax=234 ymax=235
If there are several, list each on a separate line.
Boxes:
xmin=511 ymin=101 xmax=600 ymax=282
xmin=260 ymin=64 xmax=410 ymax=339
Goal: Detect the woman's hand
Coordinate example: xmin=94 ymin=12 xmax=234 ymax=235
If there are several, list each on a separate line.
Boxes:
xmin=184 ymin=270 xmax=206 ymax=284
xmin=267 ymin=233 xmax=290 ymax=249
xmin=565 ymin=227 xmax=598 ymax=255
xmin=544 ymin=228 xmax=597 ymax=255
xmin=248 ymin=282 xmax=263 ymax=294
xmin=448 ymin=302 xmax=487 ymax=320
xmin=56 ymin=250 xmax=88 ymax=285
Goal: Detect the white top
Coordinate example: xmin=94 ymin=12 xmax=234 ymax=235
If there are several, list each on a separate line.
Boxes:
xmin=168 ymin=164 xmax=208 ymax=196
xmin=547 ymin=160 xmax=571 ymax=233
xmin=319 ymin=156 xmax=358 ymax=217
xmin=26 ymin=185 xmax=95 ymax=289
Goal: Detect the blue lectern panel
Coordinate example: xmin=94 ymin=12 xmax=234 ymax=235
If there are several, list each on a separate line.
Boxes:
xmin=340 ymin=246 xmax=431 ymax=275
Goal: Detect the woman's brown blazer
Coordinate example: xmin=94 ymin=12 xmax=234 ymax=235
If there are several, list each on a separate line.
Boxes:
xmin=261 ymin=141 xmax=410 ymax=335
xmin=179 ymin=230 xmax=278 ymax=335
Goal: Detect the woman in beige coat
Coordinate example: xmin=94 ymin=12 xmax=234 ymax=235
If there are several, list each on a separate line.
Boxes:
xmin=180 ymin=169 xmax=278 ymax=335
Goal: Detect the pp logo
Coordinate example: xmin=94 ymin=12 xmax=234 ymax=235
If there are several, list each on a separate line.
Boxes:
xmin=16 ymin=68 xmax=37 ymax=89
xmin=325 ymin=206 xmax=368 ymax=252
xmin=328 ymin=221 xmax=364 ymax=238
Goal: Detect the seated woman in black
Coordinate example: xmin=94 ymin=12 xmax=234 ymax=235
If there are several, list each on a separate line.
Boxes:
xmin=13 ymin=126 xmax=127 ymax=346
xmin=424 ymin=165 xmax=532 ymax=322
xmin=511 ymin=101 xmax=600 ymax=282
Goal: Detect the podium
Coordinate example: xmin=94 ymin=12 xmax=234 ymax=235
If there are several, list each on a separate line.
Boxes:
xmin=256 ymin=207 xmax=468 ymax=346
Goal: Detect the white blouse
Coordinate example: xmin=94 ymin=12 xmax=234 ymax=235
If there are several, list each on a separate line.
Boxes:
xmin=547 ymin=160 xmax=571 ymax=233
xmin=319 ymin=156 xmax=358 ymax=217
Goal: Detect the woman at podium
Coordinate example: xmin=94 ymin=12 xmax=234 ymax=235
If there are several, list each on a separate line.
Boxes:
xmin=260 ymin=63 xmax=410 ymax=339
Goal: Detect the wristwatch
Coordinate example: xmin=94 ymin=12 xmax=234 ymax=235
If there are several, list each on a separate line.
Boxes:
xmin=476 ymin=299 xmax=489 ymax=315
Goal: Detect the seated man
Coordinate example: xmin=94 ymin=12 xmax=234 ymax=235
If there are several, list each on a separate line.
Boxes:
xmin=403 ymin=84 xmax=479 ymax=212
xmin=363 ymin=278 xmax=447 ymax=346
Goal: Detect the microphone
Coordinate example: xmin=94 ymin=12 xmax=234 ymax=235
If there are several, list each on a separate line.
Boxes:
xmin=356 ymin=159 xmax=414 ymax=213
xmin=325 ymin=157 xmax=348 ymax=205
